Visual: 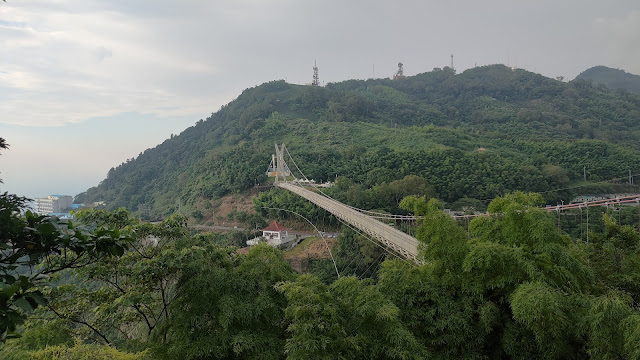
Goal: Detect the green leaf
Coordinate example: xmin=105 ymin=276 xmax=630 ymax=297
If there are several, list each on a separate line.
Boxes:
xmin=37 ymin=222 xmax=57 ymax=236
xmin=27 ymin=291 xmax=47 ymax=306
xmin=13 ymin=297 xmax=32 ymax=313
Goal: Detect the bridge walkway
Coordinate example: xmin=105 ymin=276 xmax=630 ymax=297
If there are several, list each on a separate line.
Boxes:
xmin=276 ymin=182 xmax=421 ymax=262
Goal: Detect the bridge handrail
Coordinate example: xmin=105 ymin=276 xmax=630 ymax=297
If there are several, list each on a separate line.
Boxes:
xmin=277 ymin=182 xmax=420 ymax=261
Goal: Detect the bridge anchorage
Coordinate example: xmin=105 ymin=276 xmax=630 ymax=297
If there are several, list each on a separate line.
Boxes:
xmin=267 ymin=143 xmax=422 ymax=264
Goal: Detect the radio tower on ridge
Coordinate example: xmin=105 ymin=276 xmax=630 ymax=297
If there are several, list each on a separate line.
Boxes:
xmin=450 ymin=54 xmax=457 ymax=74
xmin=312 ymin=60 xmax=319 ymax=86
xmin=393 ymin=62 xmax=405 ymax=80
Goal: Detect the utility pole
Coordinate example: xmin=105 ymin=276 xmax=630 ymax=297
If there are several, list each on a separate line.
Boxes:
xmin=586 ymin=204 xmax=589 ymax=243
xmin=557 ymin=200 xmax=564 ymax=233
xmin=584 ymin=166 xmax=586 ymax=181
xmin=637 ymin=198 xmax=640 ymax=236
xmin=580 ymin=207 xmax=583 ymax=241
xmin=630 ymin=169 xmax=633 ymax=184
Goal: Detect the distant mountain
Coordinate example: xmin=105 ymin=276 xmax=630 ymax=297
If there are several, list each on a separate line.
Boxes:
xmin=75 ymin=65 xmax=640 ymax=217
xmin=575 ymin=66 xmax=640 ymax=95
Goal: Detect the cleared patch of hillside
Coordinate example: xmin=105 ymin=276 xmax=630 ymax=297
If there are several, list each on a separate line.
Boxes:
xmin=284 ymin=236 xmax=337 ymax=260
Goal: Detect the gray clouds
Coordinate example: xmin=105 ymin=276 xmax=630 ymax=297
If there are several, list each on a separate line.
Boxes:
xmin=1 ymin=0 xmax=639 ymax=126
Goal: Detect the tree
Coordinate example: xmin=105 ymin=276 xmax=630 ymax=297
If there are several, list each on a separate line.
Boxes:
xmin=0 ymin=318 xmax=73 ymax=360
xmin=43 ymin=211 xmax=188 ymax=346
xmin=388 ymin=175 xmax=435 ymax=204
xmin=279 ymin=274 xmax=425 ymax=360
xmin=541 ymin=164 xmax=570 ymax=186
xmin=310 ymin=227 xmax=386 ymax=284
xmin=0 ymin=137 xmax=7 ymax=183
xmin=0 ymin=139 xmax=133 ymax=342
xmin=389 ymin=192 xmax=595 ymax=358
xmin=586 ymin=214 xmax=640 ymax=302
xmin=28 ymin=341 xmax=149 ymax=360
xmin=159 ymin=244 xmax=296 ymax=359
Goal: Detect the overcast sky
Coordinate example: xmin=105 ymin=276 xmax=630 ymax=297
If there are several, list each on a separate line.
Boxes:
xmin=1 ymin=0 xmax=639 ymax=199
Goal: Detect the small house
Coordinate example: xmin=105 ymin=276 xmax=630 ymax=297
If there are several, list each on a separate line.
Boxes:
xmin=247 ymin=221 xmax=295 ymax=246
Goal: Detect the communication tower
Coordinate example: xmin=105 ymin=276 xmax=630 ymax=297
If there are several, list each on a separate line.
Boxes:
xmin=312 ymin=61 xmax=319 ymax=86
xmin=393 ymin=62 xmax=405 ymax=80
xmin=446 ymin=54 xmax=457 ymax=74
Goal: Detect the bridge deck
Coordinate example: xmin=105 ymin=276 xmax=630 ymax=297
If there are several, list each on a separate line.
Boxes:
xmin=277 ymin=182 xmax=420 ymax=262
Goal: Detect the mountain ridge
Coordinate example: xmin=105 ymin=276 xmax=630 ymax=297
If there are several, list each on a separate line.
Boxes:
xmin=575 ymin=65 xmax=640 ymax=95
xmin=76 ymin=64 xmax=640 ymax=217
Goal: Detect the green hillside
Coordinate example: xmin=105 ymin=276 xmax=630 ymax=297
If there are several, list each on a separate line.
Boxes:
xmin=576 ymin=65 xmax=640 ymax=95
xmin=76 ymin=64 xmax=640 ymax=217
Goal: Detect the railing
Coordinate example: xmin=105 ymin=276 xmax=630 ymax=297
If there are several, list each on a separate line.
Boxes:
xmin=276 ymin=182 xmax=421 ymax=263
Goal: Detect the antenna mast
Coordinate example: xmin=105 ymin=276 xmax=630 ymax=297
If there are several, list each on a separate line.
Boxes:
xmin=393 ymin=62 xmax=405 ymax=80
xmin=312 ymin=60 xmax=319 ymax=86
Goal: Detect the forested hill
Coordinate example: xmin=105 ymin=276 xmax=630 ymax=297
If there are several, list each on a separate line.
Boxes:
xmin=576 ymin=65 xmax=640 ymax=95
xmin=76 ymin=64 xmax=640 ymax=216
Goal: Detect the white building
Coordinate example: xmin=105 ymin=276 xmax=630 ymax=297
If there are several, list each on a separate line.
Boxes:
xmin=247 ymin=221 xmax=296 ymax=247
xmin=35 ymin=195 xmax=73 ymax=215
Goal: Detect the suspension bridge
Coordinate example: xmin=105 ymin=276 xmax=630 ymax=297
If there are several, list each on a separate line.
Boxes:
xmin=267 ymin=143 xmax=640 ymax=264
xmin=269 ymin=144 xmax=421 ymax=263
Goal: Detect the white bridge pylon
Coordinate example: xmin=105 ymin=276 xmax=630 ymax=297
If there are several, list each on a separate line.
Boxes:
xmin=267 ymin=143 xmax=291 ymax=182
xmin=270 ymin=143 xmax=421 ymax=263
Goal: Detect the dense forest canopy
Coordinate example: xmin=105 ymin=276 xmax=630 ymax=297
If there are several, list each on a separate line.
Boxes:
xmin=76 ymin=64 xmax=640 ymax=217
xmin=3 ymin=196 xmax=640 ymax=359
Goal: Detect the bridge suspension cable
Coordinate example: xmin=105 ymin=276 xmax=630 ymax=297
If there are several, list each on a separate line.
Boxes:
xmin=276 ymin=182 xmax=422 ymax=262
xmin=271 ymin=143 xmax=640 ymax=263
xmin=285 ymin=142 xmax=640 ymax=219
xmin=281 ymin=144 xmax=421 ymax=221
xmin=260 ymin=206 xmax=340 ymax=278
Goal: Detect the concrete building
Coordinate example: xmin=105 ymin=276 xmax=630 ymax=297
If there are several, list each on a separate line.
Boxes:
xmin=35 ymin=195 xmax=73 ymax=215
xmin=247 ymin=221 xmax=296 ymax=247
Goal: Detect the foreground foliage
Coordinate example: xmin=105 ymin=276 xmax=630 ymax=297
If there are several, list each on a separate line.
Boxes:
xmin=0 ymin=139 xmax=134 ymax=343
xmin=2 ymin=194 xmax=640 ymax=358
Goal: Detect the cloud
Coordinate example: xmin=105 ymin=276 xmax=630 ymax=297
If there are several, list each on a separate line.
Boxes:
xmin=93 ymin=46 xmax=113 ymax=62
xmin=591 ymin=10 xmax=640 ymax=74
xmin=0 ymin=112 xmax=201 ymax=198
xmin=1 ymin=0 xmax=639 ymax=128
xmin=0 ymin=1 xmax=220 ymax=126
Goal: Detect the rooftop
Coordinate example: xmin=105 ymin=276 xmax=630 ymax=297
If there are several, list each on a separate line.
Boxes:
xmin=263 ymin=221 xmax=288 ymax=232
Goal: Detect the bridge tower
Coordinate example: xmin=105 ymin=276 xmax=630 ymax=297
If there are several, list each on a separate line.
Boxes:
xmin=266 ymin=143 xmax=291 ymax=182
